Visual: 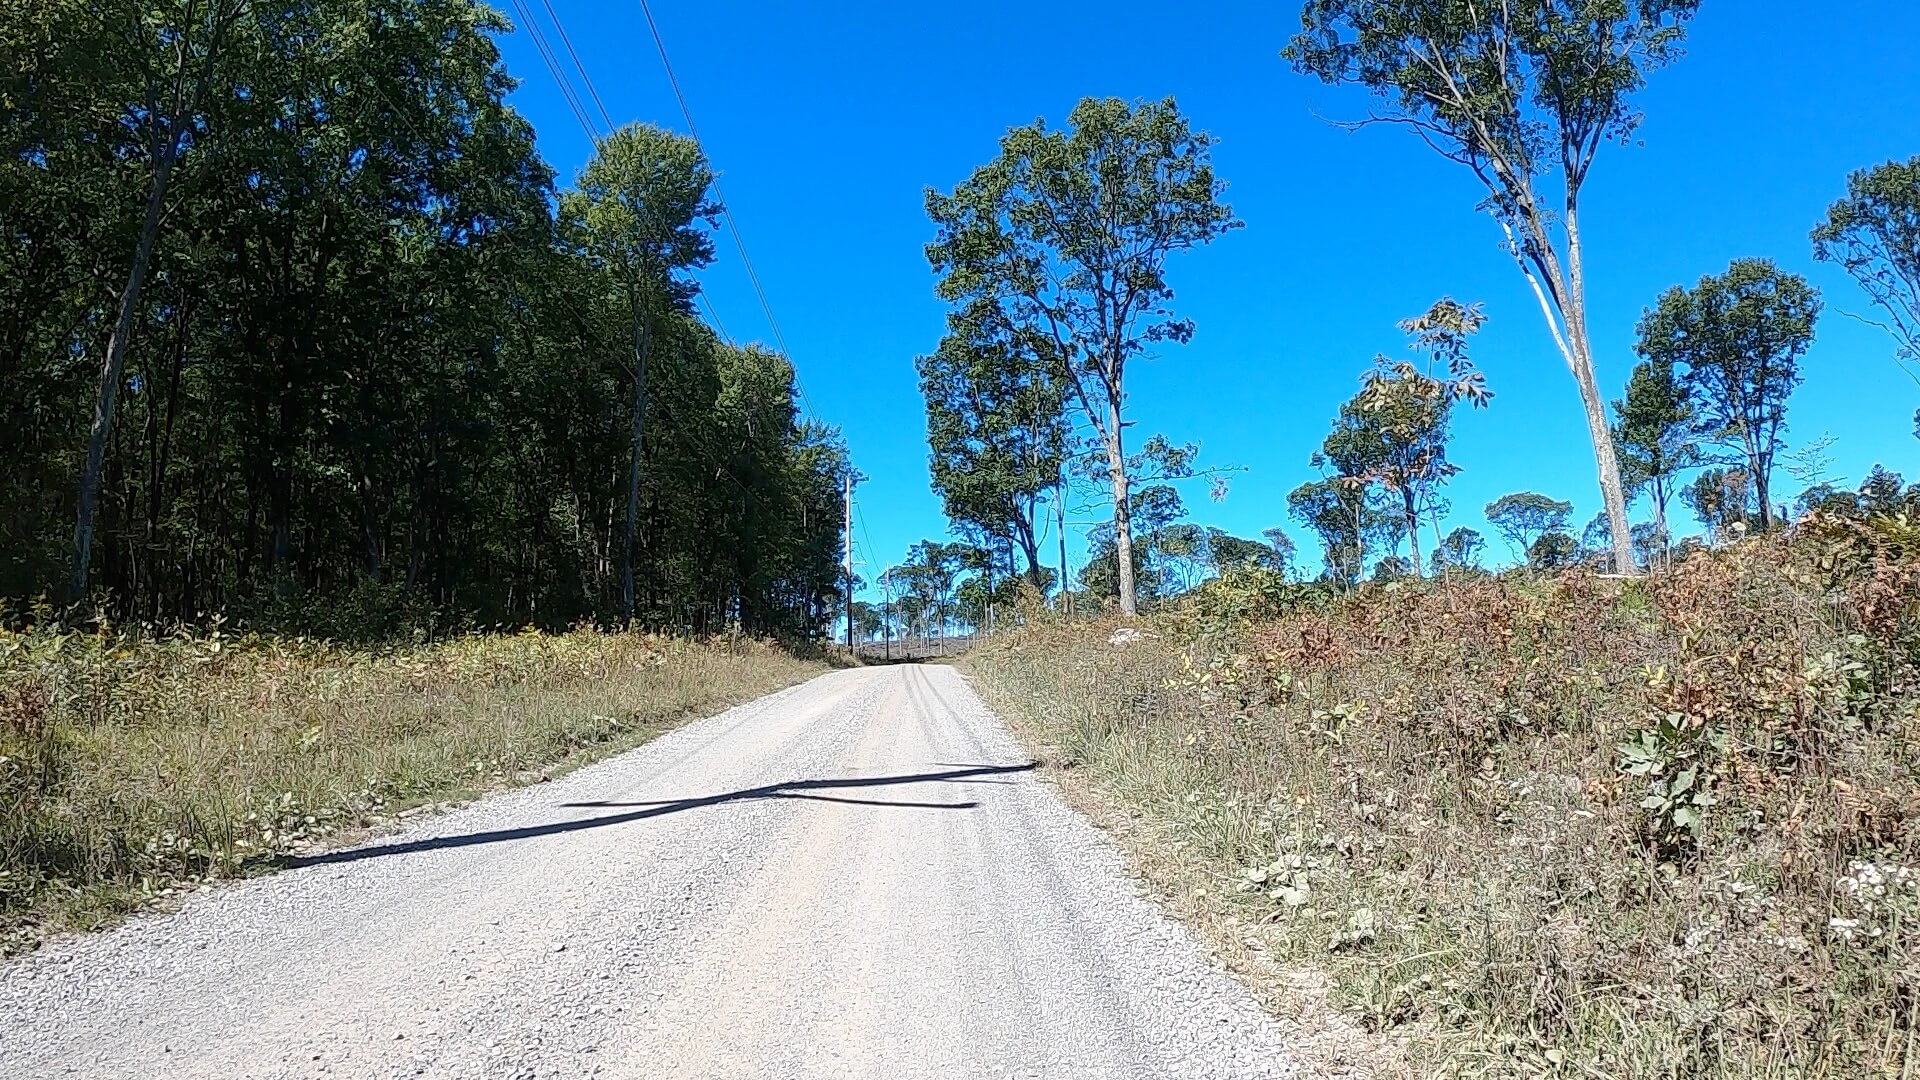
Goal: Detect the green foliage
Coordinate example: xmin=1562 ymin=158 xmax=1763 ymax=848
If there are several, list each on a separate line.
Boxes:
xmin=1430 ymin=526 xmax=1484 ymax=575
xmin=561 ymin=123 xmax=718 ymax=302
xmin=1684 ymin=468 xmax=1755 ymax=542
xmin=916 ymin=301 xmax=1067 ymax=586
xmin=1636 ymin=258 xmax=1821 ymax=528
xmin=1617 ymin=712 xmax=1726 ymax=855
xmin=1611 ymin=356 xmax=1698 ymax=555
xmin=1323 ymin=298 xmax=1490 ymax=575
xmin=1288 ymin=478 xmax=1389 ymax=587
xmin=926 ymin=96 xmax=1239 ymax=613
xmin=0 ymin=1 xmax=845 ymax=638
xmin=1484 ymin=491 xmax=1572 ymax=565
xmin=1813 ymin=155 xmax=1920 ymax=366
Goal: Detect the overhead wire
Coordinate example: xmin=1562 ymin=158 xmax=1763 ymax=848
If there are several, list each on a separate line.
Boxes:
xmin=511 ymin=0 xmax=833 ymax=547
xmin=519 ymin=0 xmax=778 ymax=389
xmin=506 ymin=0 xmax=599 ymax=145
xmin=537 ymin=0 xmax=617 ymax=133
xmin=630 ymin=0 xmax=820 ymax=420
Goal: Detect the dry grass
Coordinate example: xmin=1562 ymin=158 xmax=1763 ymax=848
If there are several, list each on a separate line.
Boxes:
xmin=971 ymin=534 xmax=1920 ymax=1079
xmin=0 ymin=624 xmax=823 ymax=949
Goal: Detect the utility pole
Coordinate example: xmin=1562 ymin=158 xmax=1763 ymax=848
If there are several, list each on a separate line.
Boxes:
xmin=843 ymin=470 xmax=856 ymax=652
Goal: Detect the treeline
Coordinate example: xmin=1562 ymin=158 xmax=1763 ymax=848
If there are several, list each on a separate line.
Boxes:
xmin=2 ymin=0 xmax=846 ymax=637
xmin=905 ymin=4 xmax=1919 ymax=614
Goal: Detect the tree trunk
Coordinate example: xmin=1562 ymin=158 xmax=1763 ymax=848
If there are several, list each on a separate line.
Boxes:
xmin=1103 ymin=395 xmax=1136 ymax=617
xmin=1562 ymin=208 xmax=1635 ymax=574
xmin=1401 ymin=489 xmax=1423 ymax=577
xmin=70 ymin=147 xmax=176 ymax=602
xmin=620 ymin=300 xmax=651 ymax=627
xmin=1647 ymin=484 xmax=1665 ymax=569
xmin=1752 ymin=456 xmax=1774 ymax=531
xmin=1056 ymin=478 xmax=1070 ymax=614
xmin=1014 ymin=511 xmax=1043 ymax=590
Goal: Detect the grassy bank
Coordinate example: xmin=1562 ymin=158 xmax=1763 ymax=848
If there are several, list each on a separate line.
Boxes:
xmin=971 ymin=532 xmax=1919 ymax=1078
xmin=0 ymin=625 xmax=823 ymax=949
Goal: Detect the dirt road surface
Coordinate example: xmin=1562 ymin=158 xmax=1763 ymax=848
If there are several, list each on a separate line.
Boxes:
xmin=2 ymin=665 xmax=1299 ymax=1079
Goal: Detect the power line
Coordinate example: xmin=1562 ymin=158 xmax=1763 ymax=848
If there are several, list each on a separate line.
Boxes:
xmin=698 ymin=293 xmax=735 ymax=348
xmin=520 ymin=0 xmax=801 ymax=416
xmin=855 ymin=504 xmax=883 ymax=571
xmin=537 ymin=0 xmax=616 ymax=133
xmin=631 ymin=0 xmax=819 ymax=420
xmin=507 ymin=0 xmax=599 ymax=144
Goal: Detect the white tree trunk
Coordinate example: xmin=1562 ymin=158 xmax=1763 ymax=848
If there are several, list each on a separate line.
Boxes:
xmin=71 ymin=147 xmax=176 ymax=600
xmin=1104 ymin=394 xmax=1136 ymax=617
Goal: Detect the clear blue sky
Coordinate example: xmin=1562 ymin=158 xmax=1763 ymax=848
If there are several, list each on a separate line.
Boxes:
xmin=493 ymin=1 xmax=1919 ymax=589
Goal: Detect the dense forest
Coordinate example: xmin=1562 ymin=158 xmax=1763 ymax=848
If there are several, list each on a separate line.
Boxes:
xmin=1 ymin=0 xmax=847 ymax=637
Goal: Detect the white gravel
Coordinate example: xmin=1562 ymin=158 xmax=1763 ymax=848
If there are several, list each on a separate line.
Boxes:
xmin=0 ymin=665 xmax=1300 ymax=1079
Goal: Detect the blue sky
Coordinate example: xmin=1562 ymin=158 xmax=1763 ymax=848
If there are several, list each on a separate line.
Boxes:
xmin=492 ymin=1 xmax=1919 ymax=589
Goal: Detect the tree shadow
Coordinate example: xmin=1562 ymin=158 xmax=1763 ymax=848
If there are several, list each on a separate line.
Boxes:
xmin=277 ymin=762 xmax=1036 ymax=870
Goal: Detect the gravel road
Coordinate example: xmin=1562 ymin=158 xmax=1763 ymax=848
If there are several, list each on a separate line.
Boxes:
xmin=2 ymin=664 xmax=1300 ymax=1079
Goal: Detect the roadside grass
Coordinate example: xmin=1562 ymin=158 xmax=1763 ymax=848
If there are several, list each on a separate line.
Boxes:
xmin=0 ymin=625 xmax=824 ymax=950
xmin=971 ymin=534 xmax=1920 ymax=1079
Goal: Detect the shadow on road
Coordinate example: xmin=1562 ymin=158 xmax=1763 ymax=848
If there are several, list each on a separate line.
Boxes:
xmin=277 ymin=762 xmax=1037 ymax=869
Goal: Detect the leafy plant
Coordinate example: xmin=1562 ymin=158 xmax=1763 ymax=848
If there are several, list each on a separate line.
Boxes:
xmin=1617 ymin=712 xmax=1725 ymax=853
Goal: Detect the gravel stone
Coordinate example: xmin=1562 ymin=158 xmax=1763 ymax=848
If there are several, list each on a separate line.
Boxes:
xmin=0 ymin=666 xmax=1300 ymax=1079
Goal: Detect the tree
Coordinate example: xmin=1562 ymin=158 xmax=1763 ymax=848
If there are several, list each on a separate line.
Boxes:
xmin=0 ymin=2 xmax=847 ymax=639
xmin=1344 ymin=298 xmax=1491 ymax=574
xmin=1683 ymin=468 xmax=1753 ymax=544
xmin=1636 ymin=259 xmax=1820 ymax=530
xmin=1431 ymin=526 xmax=1484 ymax=575
xmin=1262 ymin=528 xmax=1299 ymax=577
xmin=916 ymin=300 xmax=1067 ymax=588
xmin=1080 ymin=484 xmax=1190 ymax=604
xmin=1208 ymin=529 xmax=1290 ymax=576
xmin=562 ymin=124 xmax=718 ymax=624
xmin=1289 ymin=477 xmax=1392 ymax=587
xmin=1286 ymin=1 xmax=1703 ymax=573
xmin=68 ymin=0 xmax=252 ymax=601
xmin=926 ymin=97 xmax=1240 ymax=616
xmin=1485 ymin=492 xmax=1572 ymax=566
xmin=1611 ymin=356 xmax=1697 ymax=562
xmin=1528 ymin=531 xmax=1581 ymax=570
xmin=1812 ymin=156 xmax=1920 ymax=389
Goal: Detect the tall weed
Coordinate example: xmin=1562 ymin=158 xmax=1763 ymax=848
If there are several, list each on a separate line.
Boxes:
xmin=974 ymin=536 xmax=1920 ymax=1078
xmin=0 ymin=624 xmax=820 ymax=948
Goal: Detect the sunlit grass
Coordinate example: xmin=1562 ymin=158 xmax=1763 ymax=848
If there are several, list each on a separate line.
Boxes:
xmin=0 ymin=624 xmax=822 ymax=949
xmin=972 ymin=536 xmax=1920 ymax=1078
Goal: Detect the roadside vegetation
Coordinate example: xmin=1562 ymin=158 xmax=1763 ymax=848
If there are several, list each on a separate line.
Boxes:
xmin=0 ymin=622 xmax=821 ymax=951
xmin=5 ymin=0 xmax=854 ymax=951
xmin=971 ymin=503 xmax=1920 ymax=1078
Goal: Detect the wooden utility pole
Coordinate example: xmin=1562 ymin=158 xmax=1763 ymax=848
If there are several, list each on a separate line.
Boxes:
xmin=843 ymin=470 xmax=855 ymax=651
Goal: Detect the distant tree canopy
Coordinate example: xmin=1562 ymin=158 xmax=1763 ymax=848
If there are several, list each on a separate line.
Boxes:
xmin=1485 ymin=493 xmax=1574 ymax=568
xmin=0 ymin=0 xmax=846 ymax=637
xmin=1289 ymin=477 xmax=1394 ymax=587
xmin=1611 ymin=356 xmax=1698 ymax=557
xmin=1431 ymin=526 xmax=1485 ymax=576
xmin=1684 ymin=468 xmax=1755 ymax=544
xmin=1635 ymin=259 xmax=1820 ymax=530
